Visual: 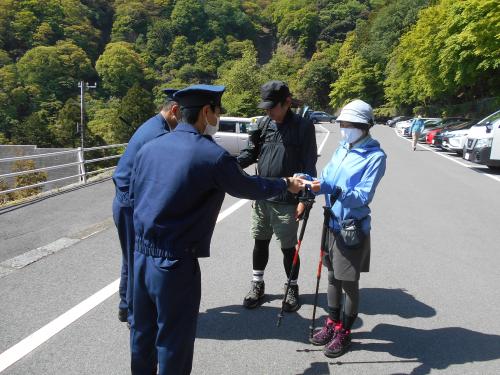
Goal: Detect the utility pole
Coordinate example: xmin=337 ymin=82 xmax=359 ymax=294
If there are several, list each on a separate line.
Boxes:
xmin=77 ymin=81 xmax=97 ymax=183
xmin=78 ymin=81 xmax=97 ymax=150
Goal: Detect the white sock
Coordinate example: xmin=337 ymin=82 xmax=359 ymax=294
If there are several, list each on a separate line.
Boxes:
xmin=252 ymin=270 xmax=264 ymax=282
xmin=289 ymin=279 xmax=298 ymax=286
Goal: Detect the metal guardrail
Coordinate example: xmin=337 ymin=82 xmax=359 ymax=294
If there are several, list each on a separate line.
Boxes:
xmin=0 ymin=144 xmax=126 ymax=196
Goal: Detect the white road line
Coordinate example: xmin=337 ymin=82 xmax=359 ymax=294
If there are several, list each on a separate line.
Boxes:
xmin=318 ymin=125 xmax=331 ymax=155
xmin=0 ymin=199 xmax=250 ymax=373
xmin=0 ymin=279 xmax=120 ymax=373
xmin=394 ymin=129 xmax=500 ymax=183
xmin=216 ymin=199 xmax=249 ymax=222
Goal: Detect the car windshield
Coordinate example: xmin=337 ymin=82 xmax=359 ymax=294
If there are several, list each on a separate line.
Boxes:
xmin=474 ymin=110 xmax=500 ymax=127
xmin=446 ymin=120 xmax=476 ymax=131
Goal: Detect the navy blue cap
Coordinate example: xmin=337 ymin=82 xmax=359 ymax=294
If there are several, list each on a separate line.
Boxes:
xmin=173 ymin=84 xmax=225 ymax=108
xmin=162 ymin=88 xmax=179 ymax=101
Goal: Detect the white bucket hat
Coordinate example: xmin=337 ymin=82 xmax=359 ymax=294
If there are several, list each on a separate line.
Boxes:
xmin=336 ymin=99 xmax=374 ymax=127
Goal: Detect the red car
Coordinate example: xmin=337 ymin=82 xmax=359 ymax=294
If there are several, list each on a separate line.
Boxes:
xmin=426 ymin=129 xmax=441 ymax=145
xmin=426 ymin=118 xmax=471 ymax=145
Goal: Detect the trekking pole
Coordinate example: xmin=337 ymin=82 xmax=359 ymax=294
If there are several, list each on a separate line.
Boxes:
xmin=308 ymin=205 xmax=331 ymax=338
xmin=277 ymin=194 xmax=315 ymax=327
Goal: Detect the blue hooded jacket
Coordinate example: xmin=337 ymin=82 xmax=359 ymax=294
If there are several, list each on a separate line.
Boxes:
xmin=316 ymin=136 xmax=386 ymax=233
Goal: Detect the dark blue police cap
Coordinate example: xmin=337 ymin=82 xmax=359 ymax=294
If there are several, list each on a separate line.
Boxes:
xmin=162 ymin=88 xmax=179 ymax=102
xmin=173 ymin=84 xmax=225 ymax=108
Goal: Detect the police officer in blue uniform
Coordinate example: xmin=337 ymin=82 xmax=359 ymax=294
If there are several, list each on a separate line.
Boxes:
xmin=129 ymin=84 xmax=305 ymax=375
xmin=112 ymin=89 xmax=180 ymax=324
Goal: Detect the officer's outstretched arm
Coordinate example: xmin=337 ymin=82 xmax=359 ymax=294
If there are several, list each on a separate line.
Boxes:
xmin=215 ymin=152 xmax=286 ymax=200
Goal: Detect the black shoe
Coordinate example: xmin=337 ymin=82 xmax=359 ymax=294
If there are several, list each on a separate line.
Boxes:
xmin=243 ymin=281 xmax=265 ymax=309
xmin=118 ymin=308 xmax=128 ymax=323
xmin=283 ymin=284 xmax=300 ymax=312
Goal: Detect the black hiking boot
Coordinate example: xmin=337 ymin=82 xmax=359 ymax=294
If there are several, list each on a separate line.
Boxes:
xmin=283 ymin=284 xmax=300 ymax=312
xmin=243 ymin=280 xmax=265 ymax=309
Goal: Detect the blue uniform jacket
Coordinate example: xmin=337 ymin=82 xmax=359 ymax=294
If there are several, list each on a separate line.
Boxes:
xmin=113 ymin=114 xmax=169 ymax=206
xmin=129 ymin=123 xmax=288 ymax=259
xmin=316 ymin=136 xmax=386 ymax=233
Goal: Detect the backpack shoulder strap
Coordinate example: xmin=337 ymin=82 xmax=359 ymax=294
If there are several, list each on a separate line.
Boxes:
xmin=258 ymin=116 xmax=272 ymax=144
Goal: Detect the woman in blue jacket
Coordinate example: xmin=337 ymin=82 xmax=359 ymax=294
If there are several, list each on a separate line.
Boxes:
xmin=307 ymin=99 xmax=386 ymax=358
xmin=410 ymin=115 xmax=425 ymax=151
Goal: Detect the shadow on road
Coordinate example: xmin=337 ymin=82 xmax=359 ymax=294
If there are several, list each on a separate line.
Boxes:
xmin=197 ymin=288 xmax=436 ymax=343
xmin=348 ymin=324 xmax=500 ymax=375
xmin=198 ymin=289 xmax=500 ymax=374
xmin=359 ymin=288 xmax=436 ymax=319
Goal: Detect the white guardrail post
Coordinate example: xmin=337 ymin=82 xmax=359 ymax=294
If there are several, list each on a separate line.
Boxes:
xmin=77 ymin=147 xmax=87 ymax=184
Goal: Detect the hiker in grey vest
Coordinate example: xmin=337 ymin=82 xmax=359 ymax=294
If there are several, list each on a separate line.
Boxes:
xmin=237 ymin=80 xmax=317 ymax=312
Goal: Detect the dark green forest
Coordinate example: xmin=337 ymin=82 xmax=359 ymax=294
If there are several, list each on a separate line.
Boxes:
xmin=0 ymin=0 xmax=498 ymax=148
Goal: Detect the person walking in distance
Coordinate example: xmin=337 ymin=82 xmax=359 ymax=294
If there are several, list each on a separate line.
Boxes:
xmin=237 ymin=80 xmax=317 ymax=312
xmin=306 ymin=99 xmax=386 ymax=358
xmin=410 ymin=115 xmax=425 ymax=151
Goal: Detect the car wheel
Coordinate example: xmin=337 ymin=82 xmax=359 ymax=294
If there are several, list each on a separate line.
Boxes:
xmin=330 ymin=118 xmax=335 ymax=123
xmin=312 ymin=118 xmax=318 ymax=124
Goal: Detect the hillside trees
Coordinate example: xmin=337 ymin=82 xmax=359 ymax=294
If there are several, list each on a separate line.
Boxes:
xmin=1 ymin=0 xmax=498 ymax=149
xmin=95 ymin=42 xmax=149 ymax=97
xmin=385 ymin=0 xmax=500 ymax=110
xmin=217 ymin=44 xmax=263 ymax=117
xmin=17 ymin=41 xmax=94 ymax=102
xmin=0 ymin=0 xmax=105 ymax=61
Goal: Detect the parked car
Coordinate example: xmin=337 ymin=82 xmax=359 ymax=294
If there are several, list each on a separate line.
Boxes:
xmin=399 ymin=118 xmax=441 ymax=136
xmin=462 ymin=110 xmax=500 ymax=169
xmin=395 ymin=119 xmax=413 ymax=134
xmin=309 ymin=111 xmax=336 ymax=123
xmin=387 ymin=116 xmax=411 ymax=127
xmin=441 ymin=128 xmax=472 ymax=154
xmin=423 ymin=118 xmax=470 ymax=144
xmin=428 ymin=120 xmax=474 ymax=146
xmin=213 ymin=117 xmax=254 ymax=156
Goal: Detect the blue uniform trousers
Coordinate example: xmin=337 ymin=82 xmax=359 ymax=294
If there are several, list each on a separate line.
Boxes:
xmin=112 ymin=197 xmax=135 ymax=316
xmin=131 ymin=251 xmax=201 ymax=375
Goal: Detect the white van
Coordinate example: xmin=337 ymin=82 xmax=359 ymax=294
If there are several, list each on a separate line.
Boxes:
xmin=462 ymin=110 xmax=500 ymax=169
xmin=213 ymin=116 xmax=262 ymax=156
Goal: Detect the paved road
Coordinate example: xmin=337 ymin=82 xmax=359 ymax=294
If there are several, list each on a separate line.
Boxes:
xmin=1 ymin=124 xmax=500 ymax=374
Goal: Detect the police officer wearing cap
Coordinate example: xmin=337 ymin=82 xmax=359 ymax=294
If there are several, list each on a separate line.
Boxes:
xmin=129 ymin=84 xmax=304 ymax=374
xmin=112 ymin=88 xmax=180 ymax=324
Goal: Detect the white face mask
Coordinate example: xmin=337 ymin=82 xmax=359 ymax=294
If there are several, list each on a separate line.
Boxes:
xmin=341 ymin=128 xmax=364 ymax=144
xmin=204 ymin=116 xmax=219 ymax=136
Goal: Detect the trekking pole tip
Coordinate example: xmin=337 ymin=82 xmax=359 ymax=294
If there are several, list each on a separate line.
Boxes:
xmin=277 ymin=313 xmax=283 ymax=327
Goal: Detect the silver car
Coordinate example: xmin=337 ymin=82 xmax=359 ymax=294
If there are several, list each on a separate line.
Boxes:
xmin=213 ymin=117 xmax=261 ymax=156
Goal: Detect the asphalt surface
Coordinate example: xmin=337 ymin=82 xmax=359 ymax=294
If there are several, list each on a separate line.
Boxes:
xmin=1 ymin=124 xmax=500 ymax=374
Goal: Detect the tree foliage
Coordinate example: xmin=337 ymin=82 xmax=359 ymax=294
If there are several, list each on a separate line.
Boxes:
xmin=1 ymin=0 xmax=498 ymax=148
xmin=17 ymin=41 xmax=94 ymax=102
xmin=95 ymin=42 xmax=147 ymax=97
xmin=385 ymin=0 xmax=500 ymax=109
